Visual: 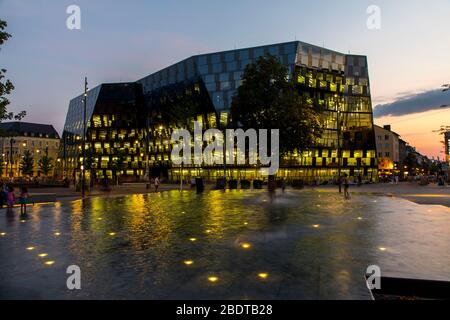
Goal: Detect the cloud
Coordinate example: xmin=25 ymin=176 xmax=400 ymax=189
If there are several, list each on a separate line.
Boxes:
xmin=373 ymin=89 xmax=450 ymax=118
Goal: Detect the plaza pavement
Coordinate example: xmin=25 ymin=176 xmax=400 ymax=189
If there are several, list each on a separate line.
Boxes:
xmin=315 ymin=183 xmax=450 ymax=208
xmin=26 ymin=182 xmax=450 ymax=207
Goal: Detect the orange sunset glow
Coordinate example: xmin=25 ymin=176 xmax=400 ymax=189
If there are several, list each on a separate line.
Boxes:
xmin=375 ymin=107 xmax=450 ymax=159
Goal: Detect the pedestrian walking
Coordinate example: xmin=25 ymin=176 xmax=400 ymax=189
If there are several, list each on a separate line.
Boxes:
xmin=154 ymin=177 xmax=160 ymax=192
xmin=343 ymin=174 xmax=350 ymax=200
xmin=357 ymin=174 xmax=362 ymax=187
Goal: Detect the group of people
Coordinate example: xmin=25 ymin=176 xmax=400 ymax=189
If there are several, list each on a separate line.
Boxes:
xmin=150 ymin=177 xmax=160 ymax=192
xmin=0 ymin=183 xmax=31 ymax=214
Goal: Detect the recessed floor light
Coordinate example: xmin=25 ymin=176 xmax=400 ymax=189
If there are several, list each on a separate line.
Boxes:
xmin=26 ymin=246 xmax=35 ymax=251
xmin=241 ymin=243 xmax=252 ymax=249
xmin=38 ymin=253 xmax=48 ymax=258
xmin=184 ymin=260 xmax=194 ymax=266
xmin=44 ymin=261 xmax=55 ymax=266
xmin=208 ymin=276 xmax=219 ymax=283
xmin=258 ymin=273 xmax=269 ymax=279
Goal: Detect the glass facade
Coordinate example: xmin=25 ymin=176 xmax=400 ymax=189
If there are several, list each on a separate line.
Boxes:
xmin=59 ymin=83 xmax=146 ymax=181
xmin=61 ymin=41 xmax=378 ymax=184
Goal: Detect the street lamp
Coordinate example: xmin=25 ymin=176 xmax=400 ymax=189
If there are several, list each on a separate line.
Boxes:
xmin=81 ymin=77 xmax=88 ymax=198
xmin=9 ymin=138 xmax=15 ymax=178
xmin=145 ymin=116 xmax=152 ymax=189
xmin=334 ymin=94 xmax=343 ymax=193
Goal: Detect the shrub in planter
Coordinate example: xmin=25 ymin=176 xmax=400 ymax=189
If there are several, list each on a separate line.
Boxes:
xmin=240 ymin=180 xmax=251 ymax=189
xmin=216 ymin=178 xmax=226 ymax=190
xmin=228 ymin=179 xmax=238 ymax=189
xmin=195 ymin=178 xmax=205 ymax=193
xmin=253 ymin=180 xmax=263 ymax=189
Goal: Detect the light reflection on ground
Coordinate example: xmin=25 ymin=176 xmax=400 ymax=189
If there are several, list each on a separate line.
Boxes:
xmin=0 ymin=190 xmax=449 ymax=300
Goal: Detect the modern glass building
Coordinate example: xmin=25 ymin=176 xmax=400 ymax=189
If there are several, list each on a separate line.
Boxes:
xmin=61 ymin=41 xmax=377 ymax=183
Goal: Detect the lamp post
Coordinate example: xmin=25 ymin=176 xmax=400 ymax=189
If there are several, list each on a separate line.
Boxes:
xmin=334 ymin=94 xmax=342 ymax=193
xmin=145 ymin=116 xmax=151 ymax=189
xmin=81 ymin=77 xmax=88 ymax=198
xmin=9 ymin=138 xmax=15 ymax=179
xmin=219 ymin=112 xmax=227 ymax=184
xmin=63 ymin=133 xmax=67 ymax=179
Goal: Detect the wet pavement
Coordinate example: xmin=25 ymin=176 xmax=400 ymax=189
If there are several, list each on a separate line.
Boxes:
xmin=0 ymin=190 xmax=449 ymax=300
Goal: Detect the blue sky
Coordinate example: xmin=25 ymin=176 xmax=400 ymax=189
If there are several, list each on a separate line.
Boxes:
xmin=1 ymin=0 xmax=450 ymax=157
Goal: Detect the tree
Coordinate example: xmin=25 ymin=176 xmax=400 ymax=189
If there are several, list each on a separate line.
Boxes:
xmin=434 ymin=125 xmax=450 ymax=155
xmin=230 ymin=55 xmax=323 ymax=156
xmin=84 ymin=148 xmax=97 ymax=186
xmin=0 ymin=153 xmax=4 ymax=177
xmin=20 ymin=150 xmax=34 ymax=176
xmin=38 ymin=154 xmax=54 ymax=176
xmin=111 ymin=150 xmax=127 ymax=184
xmin=0 ymin=20 xmax=26 ymax=122
xmin=0 ymin=19 xmax=13 ymax=121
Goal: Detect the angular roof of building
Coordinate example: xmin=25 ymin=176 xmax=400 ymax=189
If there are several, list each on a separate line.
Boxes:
xmin=0 ymin=121 xmax=60 ymax=139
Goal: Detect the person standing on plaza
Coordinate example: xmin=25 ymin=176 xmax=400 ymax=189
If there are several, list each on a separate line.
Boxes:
xmin=357 ymin=174 xmax=362 ymax=187
xmin=281 ymin=179 xmax=287 ymax=192
xmin=154 ymin=176 xmax=160 ymax=192
xmin=6 ymin=186 xmax=16 ymax=211
xmin=0 ymin=183 xmax=5 ymax=209
xmin=343 ymin=174 xmax=350 ymax=200
xmin=18 ymin=186 xmax=31 ymax=215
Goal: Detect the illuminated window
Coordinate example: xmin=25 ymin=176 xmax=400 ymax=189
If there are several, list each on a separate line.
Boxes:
xmin=298 ymin=75 xmax=306 ymax=84
xmin=208 ymin=113 xmax=217 ymax=128
xmin=308 ymin=78 xmax=316 ymax=88
xmin=220 ymin=112 xmax=228 ymax=127
xmin=330 ymin=83 xmax=337 ymax=92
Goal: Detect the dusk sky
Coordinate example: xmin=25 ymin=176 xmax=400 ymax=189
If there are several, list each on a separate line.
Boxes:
xmin=1 ymin=0 xmax=450 ymax=158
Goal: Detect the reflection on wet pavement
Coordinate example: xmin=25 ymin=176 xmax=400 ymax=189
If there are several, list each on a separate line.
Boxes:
xmin=0 ymin=190 xmax=449 ymax=300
